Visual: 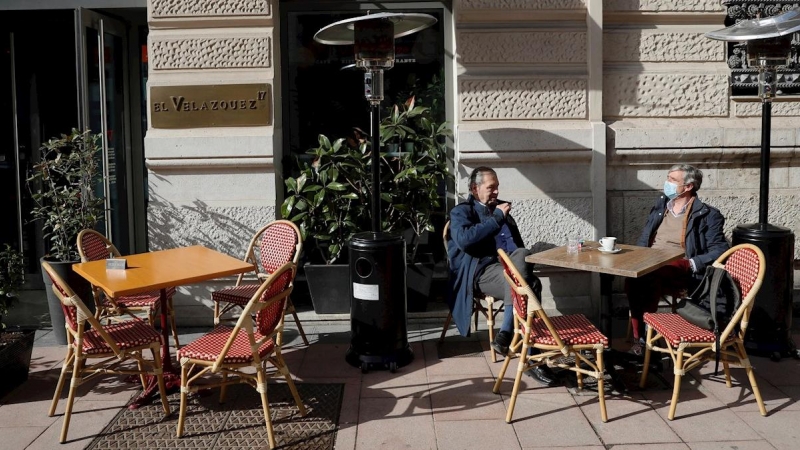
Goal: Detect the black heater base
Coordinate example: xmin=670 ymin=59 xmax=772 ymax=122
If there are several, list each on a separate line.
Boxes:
xmin=345 ymin=345 xmax=414 ymax=373
xmin=732 ymin=223 xmax=798 ymax=361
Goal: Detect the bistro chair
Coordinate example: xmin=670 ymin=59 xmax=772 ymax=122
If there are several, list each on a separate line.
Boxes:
xmin=77 ymin=229 xmax=180 ymax=348
xmin=492 ymin=249 xmax=609 ymax=423
xmin=211 ymin=220 xmax=308 ymax=345
xmin=42 ymin=261 xmax=170 ymax=444
xmin=639 ymin=243 xmax=767 ymax=420
xmin=438 ymin=220 xmax=506 ymax=362
xmin=176 ymin=262 xmax=306 ymax=449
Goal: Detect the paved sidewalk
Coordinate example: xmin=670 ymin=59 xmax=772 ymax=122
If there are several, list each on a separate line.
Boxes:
xmin=2 ymin=315 xmax=800 ymax=449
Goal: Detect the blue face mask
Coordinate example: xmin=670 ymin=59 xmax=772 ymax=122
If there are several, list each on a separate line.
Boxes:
xmin=663 ymin=181 xmax=680 ymax=200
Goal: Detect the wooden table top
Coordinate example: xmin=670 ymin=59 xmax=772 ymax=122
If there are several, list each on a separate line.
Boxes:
xmin=525 ymin=241 xmax=684 ymax=278
xmin=72 ymin=245 xmax=255 ymax=298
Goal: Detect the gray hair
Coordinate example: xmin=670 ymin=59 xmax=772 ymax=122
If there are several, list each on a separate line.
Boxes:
xmin=669 ymin=164 xmax=703 ymax=192
xmin=469 ymin=166 xmax=497 ymax=190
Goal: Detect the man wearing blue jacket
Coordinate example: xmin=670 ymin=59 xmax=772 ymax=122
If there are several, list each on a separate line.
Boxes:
xmin=627 ymin=164 xmax=729 ymax=355
xmin=448 ymin=167 xmax=555 ymax=386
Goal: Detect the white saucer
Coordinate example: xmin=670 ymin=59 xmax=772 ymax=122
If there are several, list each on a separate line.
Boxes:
xmin=598 ymin=247 xmax=622 ymax=254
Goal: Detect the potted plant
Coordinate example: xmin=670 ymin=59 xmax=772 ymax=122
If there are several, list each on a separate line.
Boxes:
xmin=27 ymin=129 xmax=104 ymax=344
xmin=0 ymin=244 xmax=36 ymax=398
xmin=380 ymin=97 xmax=453 ymax=311
xmin=282 ymin=134 xmax=372 ymax=313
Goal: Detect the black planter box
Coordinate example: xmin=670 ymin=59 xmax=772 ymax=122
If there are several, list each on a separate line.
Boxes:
xmin=407 ymin=259 xmax=435 ymax=312
xmin=305 ymin=264 xmax=350 ymax=314
xmin=0 ymin=327 xmax=36 ymax=399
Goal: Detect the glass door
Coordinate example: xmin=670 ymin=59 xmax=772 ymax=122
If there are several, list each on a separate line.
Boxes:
xmin=77 ymin=9 xmax=132 ymax=255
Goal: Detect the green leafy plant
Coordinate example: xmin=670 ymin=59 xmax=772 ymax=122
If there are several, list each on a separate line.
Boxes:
xmin=27 ymin=129 xmax=105 ymax=262
xmin=281 ymin=135 xmax=372 ymax=265
xmin=380 ymin=97 xmax=453 ymax=261
xmin=0 ymin=244 xmax=25 ymax=329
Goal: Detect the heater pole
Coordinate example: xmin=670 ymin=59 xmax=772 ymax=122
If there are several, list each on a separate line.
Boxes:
xmin=759 ymin=100 xmax=771 ymax=225
xmin=370 ymin=102 xmax=381 ymax=232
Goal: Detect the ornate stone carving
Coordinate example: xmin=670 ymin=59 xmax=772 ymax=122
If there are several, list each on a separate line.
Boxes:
xmin=723 ymin=1 xmax=800 ymax=96
xmin=603 ymin=74 xmax=729 ymax=117
xmin=150 ymin=0 xmax=270 ymax=17
xmin=735 ymin=101 xmax=800 ymax=116
xmin=458 ymin=0 xmax=585 ymax=9
xmin=604 ymin=31 xmax=725 ymax=62
xmin=151 ymin=37 xmax=271 ymax=69
xmin=605 ymin=0 xmax=724 ymax=11
xmin=459 ymin=32 xmax=586 ymax=64
xmin=460 ymin=79 xmax=586 ymax=120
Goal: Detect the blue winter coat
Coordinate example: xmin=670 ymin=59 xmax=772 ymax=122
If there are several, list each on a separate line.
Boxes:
xmin=636 ymin=194 xmax=729 ymax=282
xmin=447 ymin=195 xmax=525 ymax=336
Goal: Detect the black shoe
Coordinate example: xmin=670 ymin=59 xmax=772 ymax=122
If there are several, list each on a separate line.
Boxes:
xmin=525 ymin=365 xmax=560 ymax=387
xmin=491 ymin=331 xmax=512 ymax=355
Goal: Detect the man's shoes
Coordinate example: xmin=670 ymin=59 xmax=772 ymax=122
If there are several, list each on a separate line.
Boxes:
xmin=490 ymin=331 xmax=512 ymax=356
xmin=525 ymin=365 xmax=560 ymax=387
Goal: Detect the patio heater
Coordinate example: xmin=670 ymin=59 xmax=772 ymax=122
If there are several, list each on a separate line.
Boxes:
xmin=706 ymin=9 xmax=800 ymax=360
xmin=314 ymin=12 xmax=437 ymax=371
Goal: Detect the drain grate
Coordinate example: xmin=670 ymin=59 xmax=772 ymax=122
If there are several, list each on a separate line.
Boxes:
xmin=86 ymin=383 xmax=344 ymax=450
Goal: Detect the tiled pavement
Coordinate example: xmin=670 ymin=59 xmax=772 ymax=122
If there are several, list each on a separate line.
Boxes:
xmin=3 ymin=306 xmax=800 ymax=450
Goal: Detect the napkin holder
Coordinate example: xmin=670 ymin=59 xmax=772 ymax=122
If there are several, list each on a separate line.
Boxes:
xmin=106 ymin=258 xmax=127 ymax=270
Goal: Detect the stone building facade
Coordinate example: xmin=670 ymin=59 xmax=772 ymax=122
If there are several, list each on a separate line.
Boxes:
xmin=145 ymin=0 xmax=800 ymax=323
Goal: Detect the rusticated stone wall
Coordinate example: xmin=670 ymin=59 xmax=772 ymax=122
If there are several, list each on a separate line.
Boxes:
xmin=455 ymin=0 xmax=799 ymax=313
xmin=146 ymin=0 xmax=276 ymax=325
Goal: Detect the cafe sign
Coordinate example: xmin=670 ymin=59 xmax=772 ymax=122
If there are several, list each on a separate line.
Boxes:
xmin=150 ymin=84 xmax=271 ymax=128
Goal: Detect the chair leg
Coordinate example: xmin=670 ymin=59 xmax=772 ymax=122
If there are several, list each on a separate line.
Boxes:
xmin=639 ymin=326 xmax=654 ymax=389
xmin=667 ymin=349 xmax=684 ymax=420
xmin=177 ymin=364 xmax=189 ymax=437
xmin=487 ymin=300 xmax=496 ymax=363
xmin=505 ymin=340 xmax=528 ymax=423
xmin=213 ymin=299 xmax=222 ymax=326
xmin=596 ymin=348 xmax=608 ymax=423
xmin=49 ymin=346 xmax=74 ymax=417
xmin=736 ymin=341 xmax=767 ymax=416
xmin=256 ymin=368 xmax=277 ymax=449
xmin=60 ymin=355 xmax=84 ymax=443
xmin=492 ymin=335 xmax=517 ymax=394
xmin=286 ymin=298 xmax=309 ymax=346
xmin=220 ymin=372 xmax=229 ymax=403
xmin=275 ymin=352 xmax=307 ymax=416
xmin=723 ymin=360 xmax=732 ymax=387
xmin=439 ymin=312 xmax=453 ymax=344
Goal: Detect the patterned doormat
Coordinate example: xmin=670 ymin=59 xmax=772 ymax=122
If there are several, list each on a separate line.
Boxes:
xmin=85 ymin=382 xmax=344 ymax=450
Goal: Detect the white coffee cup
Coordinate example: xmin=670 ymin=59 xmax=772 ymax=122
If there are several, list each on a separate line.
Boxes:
xmin=599 ymin=237 xmax=617 ymax=251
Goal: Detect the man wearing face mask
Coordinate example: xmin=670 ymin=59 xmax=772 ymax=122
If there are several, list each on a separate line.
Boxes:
xmin=626 ymin=164 xmax=729 ymax=355
xmin=448 ymin=167 xmax=556 ymax=386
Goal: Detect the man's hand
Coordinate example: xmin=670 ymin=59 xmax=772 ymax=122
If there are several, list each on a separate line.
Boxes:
xmin=497 ymin=202 xmax=511 ymax=217
xmin=669 ymin=258 xmax=691 ymax=273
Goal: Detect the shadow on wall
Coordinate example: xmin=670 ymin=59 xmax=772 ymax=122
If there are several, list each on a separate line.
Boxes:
xmin=468 ymin=127 xmax=799 ymax=253
xmin=145 ymin=172 xmax=273 ymax=258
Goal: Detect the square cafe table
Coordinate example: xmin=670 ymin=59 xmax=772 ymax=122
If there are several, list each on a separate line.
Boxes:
xmin=73 ymin=245 xmax=255 ymax=408
xmin=525 ymin=242 xmax=684 ymax=342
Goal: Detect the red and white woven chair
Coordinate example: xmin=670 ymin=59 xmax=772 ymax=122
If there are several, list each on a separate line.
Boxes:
xmin=438 ymin=220 xmax=506 ymax=362
xmin=42 ymin=261 xmax=170 ymax=444
xmin=77 ymin=229 xmax=180 ymax=348
xmin=639 ymin=243 xmax=767 ymax=420
xmin=211 ymin=220 xmax=308 ymax=345
xmin=176 ymin=262 xmax=306 ymax=449
xmin=492 ymin=249 xmax=609 ymax=423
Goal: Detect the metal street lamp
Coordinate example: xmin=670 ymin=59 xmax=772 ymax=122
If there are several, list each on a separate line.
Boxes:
xmin=706 ymin=8 xmax=800 ymax=360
